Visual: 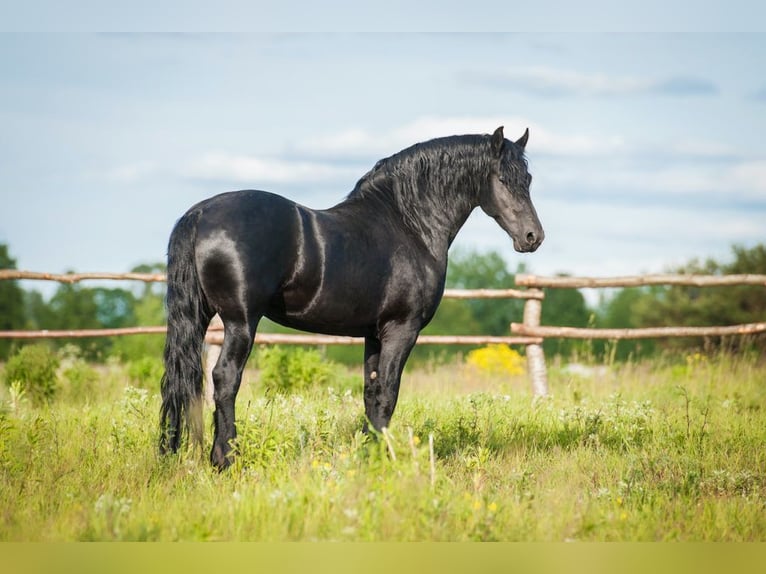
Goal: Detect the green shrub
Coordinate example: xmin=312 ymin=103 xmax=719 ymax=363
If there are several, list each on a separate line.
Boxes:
xmin=126 ymin=356 xmax=164 ymax=389
xmin=56 ymin=344 xmax=100 ymax=401
xmin=257 ymin=346 xmax=336 ymax=395
xmin=62 ymin=359 xmax=100 ymax=401
xmin=3 ymin=344 xmax=60 ymax=405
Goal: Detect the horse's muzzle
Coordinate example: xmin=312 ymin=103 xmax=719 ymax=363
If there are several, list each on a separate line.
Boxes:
xmin=514 ymin=228 xmax=544 ymax=253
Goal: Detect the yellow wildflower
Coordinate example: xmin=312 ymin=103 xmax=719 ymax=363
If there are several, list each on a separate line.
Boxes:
xmin=466 ymin=345 xmax=525 ymax=376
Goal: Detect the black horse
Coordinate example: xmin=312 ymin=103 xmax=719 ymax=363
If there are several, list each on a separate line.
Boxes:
xmin=160 ymin=126 xmax=544 ymax=468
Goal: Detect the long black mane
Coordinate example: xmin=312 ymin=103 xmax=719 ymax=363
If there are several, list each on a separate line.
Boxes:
xmin=344 ymin=134 xmax=526 ymax=248
xmin=349 ymin=134 xmax=489 ymax=202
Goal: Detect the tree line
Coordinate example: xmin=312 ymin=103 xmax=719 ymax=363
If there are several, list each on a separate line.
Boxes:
xmin=1 ymin=242 xmax=764 ymax=364
xmin=0 ymin=244 xmax=167 ymax=362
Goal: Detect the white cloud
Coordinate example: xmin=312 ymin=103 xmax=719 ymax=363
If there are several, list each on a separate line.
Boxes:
xmin=100 ymin=161 xmax=157 ymax=183
xmin=731 ymin=160 xmax=766 ymax=195
xmin=97 ymin=116 xmax=613 ymax=187
xmin=300 ymin=116 xmax=516 ymax=158
xmin=539 ymin=157 xmax=766 ymax=201
xmin=299 ymin=115 xmax=624 ymax=159
xmin=469 ymin=66 xmax=717 ymax=98
xmin=507 ymin=66 xmax=655 ymax=97
xmin=669 ymin=139 xmax=739 ymax=158
xmin=186 ymin=153 xmax=357 ymax=184
xmin=545 ymin=199 xmax=762 ymax=243
xmin=639 ymin=163 xmax=766 ymax=200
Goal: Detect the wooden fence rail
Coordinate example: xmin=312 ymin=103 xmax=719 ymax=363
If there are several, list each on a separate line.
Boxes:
xmin=0 ymin=270 xmax=547 ymax=299
xmin=0 ymin=270 xmax=167 ymax=284
xmin=511 ymin=322 xmax=766 ymax=340
xmin=0 ymin=326 xmax=541 ymax=347
xmin=2 ymin=269 xmax=765 ymax=397
xmin=515 ymin=273 xmax=766 ymax=288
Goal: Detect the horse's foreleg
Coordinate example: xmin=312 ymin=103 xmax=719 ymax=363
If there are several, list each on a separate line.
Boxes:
xmin=210 ymin=318 xmax=256 ymax=470
xmin=362 ymin=336 xmax=381 ymax=433
xmin=363 ymin=325 xmax=419 ymax=433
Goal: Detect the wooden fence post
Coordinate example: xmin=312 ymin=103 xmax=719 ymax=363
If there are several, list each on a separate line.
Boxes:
xmin=203 ymin=314 xmax=223 ymax=406
xmin=523 ymin=298 xmax=548 ymax=396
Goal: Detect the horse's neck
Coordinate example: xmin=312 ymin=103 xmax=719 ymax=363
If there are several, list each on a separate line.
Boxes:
xmin=397 ymin=155 xmax=484 ymax=255
xmin=336 ymin=145 xmax=487 ymax=256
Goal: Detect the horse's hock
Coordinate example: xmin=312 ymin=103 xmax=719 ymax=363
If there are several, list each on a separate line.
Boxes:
xmin=203 ymin=314 xmax=224 ymax=405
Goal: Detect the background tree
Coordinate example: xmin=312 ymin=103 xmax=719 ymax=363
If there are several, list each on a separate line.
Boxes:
xmin=539 ymin=276 xmax=592 ymax=358
xmin=593 ymin=287 xmax=659 ymax=360
xmin=0 ymin=244 xmax=26 ymax=360
xmin=443 ymin=248 xmax=526 ymax=335
xmin=636 ymin=244 xmax=766 ymax=352
xmin=42 ymin=282 xmax=132 ymax=359
xmin=110 ymin=262 xmax=167 ymax=362
xmin=596 ymin=243 xmax=766 ymax=355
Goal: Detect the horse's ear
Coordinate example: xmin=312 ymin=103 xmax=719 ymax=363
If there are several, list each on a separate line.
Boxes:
xmin=515 ymin=128 xmax=529 ymax=150
xmin=491 ymin=126 xmax=505 ymax=157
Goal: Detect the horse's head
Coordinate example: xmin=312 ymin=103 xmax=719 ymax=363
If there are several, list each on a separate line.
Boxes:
xmin=480 ymin=126 xmax=544 ymax=253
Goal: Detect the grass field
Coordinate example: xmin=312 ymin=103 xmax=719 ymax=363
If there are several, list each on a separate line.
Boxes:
xmin=1 ymin=349 xmax=764 ymax=541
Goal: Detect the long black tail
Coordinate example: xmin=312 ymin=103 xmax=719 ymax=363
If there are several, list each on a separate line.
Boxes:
xmin=159 ymin=208 xmax=213 ymax=455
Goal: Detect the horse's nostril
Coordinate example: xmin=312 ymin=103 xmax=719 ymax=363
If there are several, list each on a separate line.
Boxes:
xmin=526 ymin=231 xmax=536 ymax=244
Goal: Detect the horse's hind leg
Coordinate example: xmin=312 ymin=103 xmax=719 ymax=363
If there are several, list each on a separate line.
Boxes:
xmin=210 ymin=316 xmax=258 ymax=469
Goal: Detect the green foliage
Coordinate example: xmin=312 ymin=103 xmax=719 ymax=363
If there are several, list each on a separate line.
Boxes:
xmin=593 ymin=287 xmax=658 ymax=360
xmin=110 ymin=296 xmax=166 ymax=362
xmin=445 ymin=248 xmax=525 ymax=335
xmin=540 ymin=279 xmax=591 ymax=357
xmin=10 ymin=260 xmax=167 ymax=362
xmin=257 ymin=346 xmax=339 ymax=395
xmin=110 ymin=262 xmax=167 ymax=363
xmin=644 ymin=244 xmax=766 ymax=333
xmin=0 ymin=244 xmax=26 ymax=360
xmin=415 ymin=299 xmax=482 ymax=364
xmin=3 ymin=344 xmax=60 ymax=405
xmin=596 ymin=244 xmax=766 ymax=356
xmin=62 ymin=360 xmax=100 ymax=401
xmin=59 ymin=345 xmax=100 ymax=401
xmin=126 ymin=356 xmax=164 ymax=389
xmin=22 ymin=281 xmax=138 ymax=361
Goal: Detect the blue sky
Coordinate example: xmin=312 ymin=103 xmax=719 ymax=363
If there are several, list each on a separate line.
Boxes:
xmin=1 ymin=33 xmax=765 ymax=296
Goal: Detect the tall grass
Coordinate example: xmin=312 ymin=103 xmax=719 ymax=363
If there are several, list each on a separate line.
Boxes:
xmin=0 ymin=349 xmax=764 ymax=541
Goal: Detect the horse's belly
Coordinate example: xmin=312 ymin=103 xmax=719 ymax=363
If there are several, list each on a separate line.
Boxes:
xmin=264 ymin=305 xmax=376 ymax=338
xmin=269 ymin=256 xmax=388 ymax=337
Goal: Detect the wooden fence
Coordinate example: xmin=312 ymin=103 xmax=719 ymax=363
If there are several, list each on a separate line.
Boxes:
xmin=512 ymin=274 xmax=766 ymax=394
xmin=1 ymin=269 xmax=765 ymax=396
